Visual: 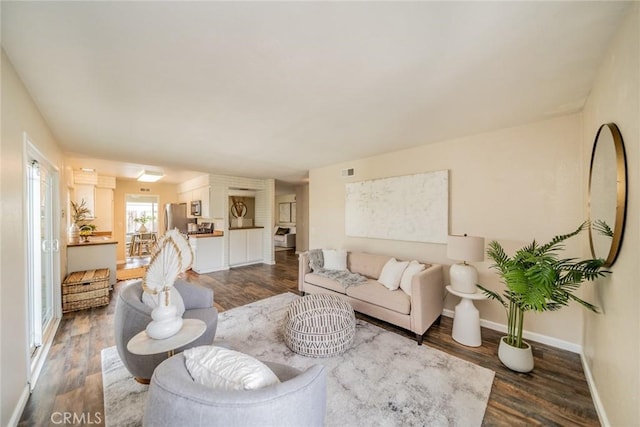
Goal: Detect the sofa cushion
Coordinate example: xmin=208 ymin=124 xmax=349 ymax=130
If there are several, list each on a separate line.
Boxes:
xmin=323 ymin=249 xmax=347 ymax=271
xmin=346 ymin=280 xmax=411 ymax=315
xmin=399 ymin=261 xmax=426 ymax=296
xmin=378 ymin=258 xmax=409 ymax=290
xmin=304 ymin=273 xmax=348 ymax=294
xmin=347 ymin=253 xmax=392 ymax=279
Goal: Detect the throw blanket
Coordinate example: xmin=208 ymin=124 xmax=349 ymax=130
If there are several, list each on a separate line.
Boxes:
xmin=308 ymin=249 xmax=367 ymax=290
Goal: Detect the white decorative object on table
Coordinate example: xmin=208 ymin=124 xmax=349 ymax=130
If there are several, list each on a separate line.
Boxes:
xmin=447 ymin=234 xmax=485 ymax=294
xmin=145 ymin=289 xmax=182 ymax=339
xmin=446 ymin=285 xmax=487 ymax=347
xmin=142 ymin=229 xmax=192 ymax=340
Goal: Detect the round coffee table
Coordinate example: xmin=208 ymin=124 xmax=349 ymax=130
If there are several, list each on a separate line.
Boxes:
xmin=283 ymin=294 xmax=356 ymax=358
xmin=127 ymin=318 xmax=206 ymax=383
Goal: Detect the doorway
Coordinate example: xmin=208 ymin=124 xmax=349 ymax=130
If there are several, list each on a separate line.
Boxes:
xmin=124 ymin=194 xmax=159 ymax=264
xmin=26 ymin=138 xmax=60 ymax=389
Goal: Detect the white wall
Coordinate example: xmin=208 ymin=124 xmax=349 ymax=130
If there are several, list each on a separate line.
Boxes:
xmin=295 ymin=184 xmax=310 ymax=252
xmin=581 ymin=5 xmax=639 ymax=426
xmin=1 ymin=50 xmax=66 ymax=426
xmin=275 ymin=193 xmax=296 ymax=227
xmin=310 ymin=113 xmax=588 ymax=345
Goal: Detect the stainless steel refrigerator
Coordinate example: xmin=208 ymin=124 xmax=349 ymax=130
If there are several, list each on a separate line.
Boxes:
xmin=164 ymin=203 xmax=193 ymax=233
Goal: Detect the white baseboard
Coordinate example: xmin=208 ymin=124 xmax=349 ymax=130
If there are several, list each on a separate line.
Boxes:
xmin=441 ymin=309 xmax=582 ymax=354
xmin=7 ymin=385 xmax=30 ymax=427
xmin=580 ymin=353 xmax=610 ymax=427
xmin=441 ymin=309 xmax=607 ymax=424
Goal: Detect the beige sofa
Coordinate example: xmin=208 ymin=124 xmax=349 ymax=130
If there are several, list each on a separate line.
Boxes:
xmin=298 ymin=251 xmax=444 ymax=345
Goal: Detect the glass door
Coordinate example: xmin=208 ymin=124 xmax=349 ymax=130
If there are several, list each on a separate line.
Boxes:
xmin=26 ymin=152 xmax=59 ymax=372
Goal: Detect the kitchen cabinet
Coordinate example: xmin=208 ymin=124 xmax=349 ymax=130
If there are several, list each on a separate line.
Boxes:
xmin=94 ymin=187 xmax=113 ymax=232
xmin=189 ymin=234 xmax=225 ymax=273
xmin=75 ymin=184 xmax=96 ymax=218
xmin=179 ymin=186 xmax=211 ymax=218
xmin=178 ymin=191 xmax=189 ymax=204
xmin=73 ymin=173 xmax=115 ymax=223
xmin=67 ymin=239 xmax=117 ymax=286
xmin=229 ymin=228 xmax=263 ymax=266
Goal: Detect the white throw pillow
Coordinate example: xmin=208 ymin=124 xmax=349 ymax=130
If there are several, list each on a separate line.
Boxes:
xmin=399 ymin=260 xmax=426 ymax=296
xmin=378 ymin=258 xmax=410 ymax=290
xmin=322 ymin=249 xmax=348 ymax=271
xmin=184 ymin=346 xmax=280 ymax=391
xmin=142 ymin=286 xmax=186 ymax=317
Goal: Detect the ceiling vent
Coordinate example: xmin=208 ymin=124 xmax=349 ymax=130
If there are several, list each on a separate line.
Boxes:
xmin=341 ymin=168 xmax=355 ymax=178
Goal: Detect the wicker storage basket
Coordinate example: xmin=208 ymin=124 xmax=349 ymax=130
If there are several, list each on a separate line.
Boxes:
xmin=62 ymin=269 xmax=110 ymax=313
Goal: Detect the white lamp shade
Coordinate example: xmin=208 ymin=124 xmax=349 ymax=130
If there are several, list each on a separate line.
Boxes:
xmin=447 ymin=235 xmax=485 ymax=262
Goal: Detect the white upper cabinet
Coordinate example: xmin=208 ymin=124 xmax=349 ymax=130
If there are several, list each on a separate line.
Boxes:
xmin=178 ymin=175 xmax=212 ymax=218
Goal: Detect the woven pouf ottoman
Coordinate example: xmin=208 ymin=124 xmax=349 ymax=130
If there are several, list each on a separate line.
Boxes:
xmin=283 ymin=294 xmax=356 ymax=358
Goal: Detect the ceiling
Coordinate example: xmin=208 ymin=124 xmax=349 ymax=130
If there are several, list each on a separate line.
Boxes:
xmin=2 ymin=1 xmax=631 ymax=184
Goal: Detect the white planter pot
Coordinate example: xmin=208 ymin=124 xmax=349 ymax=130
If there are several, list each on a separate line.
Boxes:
xmin=69 ymin=222 xmax=80 ymax=244
xmin=498 ymin=336 xmax=534 ymax=373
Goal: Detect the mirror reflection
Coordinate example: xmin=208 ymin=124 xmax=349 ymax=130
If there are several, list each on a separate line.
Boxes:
xmin=588 ymin=123 xmax=627 ymax=266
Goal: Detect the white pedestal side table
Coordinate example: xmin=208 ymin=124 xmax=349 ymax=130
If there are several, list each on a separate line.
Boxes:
xmin=446 ymin=285 xmax=487 ymax=347
xmin=127 ymin=318 xmax=206 ymax=383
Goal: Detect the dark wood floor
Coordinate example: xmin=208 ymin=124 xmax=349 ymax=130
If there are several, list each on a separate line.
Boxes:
xmin=19 ymin=249 xmax=599 ymax=426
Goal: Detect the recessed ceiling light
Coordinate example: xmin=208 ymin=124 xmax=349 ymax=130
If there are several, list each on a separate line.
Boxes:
xmin=81 ymin=168 xmax=95 ymax=172
xmin=137 ymin=170 xmax=164 ymax=182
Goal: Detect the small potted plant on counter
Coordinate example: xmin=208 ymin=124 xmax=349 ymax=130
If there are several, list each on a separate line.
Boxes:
xmin=478 ymin=222 xmax=610 ymax=373
xmin=79 ymin=224 xmax=96 ymax=243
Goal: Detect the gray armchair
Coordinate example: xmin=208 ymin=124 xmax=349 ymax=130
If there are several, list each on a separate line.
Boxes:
xmin=143 ymin=353 xmax=327 ymax=427
xmin=114 ymin=279 xmax=218 ymax=382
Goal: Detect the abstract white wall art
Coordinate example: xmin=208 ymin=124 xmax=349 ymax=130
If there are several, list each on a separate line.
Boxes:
xmin=345 ymin=170 xmax=449 ymax=243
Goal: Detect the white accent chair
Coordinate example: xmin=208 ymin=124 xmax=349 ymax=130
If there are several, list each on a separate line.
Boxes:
xmin=274 ymin=226 xmax=296 ymax=248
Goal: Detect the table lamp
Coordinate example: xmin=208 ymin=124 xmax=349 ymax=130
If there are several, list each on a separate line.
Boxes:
xmin=447 ymin=234 xmax=485 ymax=294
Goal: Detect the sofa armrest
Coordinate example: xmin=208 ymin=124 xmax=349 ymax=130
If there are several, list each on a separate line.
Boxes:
xmin=174 ymin=279 xmax=214 ymax=310
xmin=284 ymin=233 xmax=296 ymax=247
xmin=298 ymin=252 xmax=311 ymax=292
xmin=409 ymin=264 xmax=444 ymax=336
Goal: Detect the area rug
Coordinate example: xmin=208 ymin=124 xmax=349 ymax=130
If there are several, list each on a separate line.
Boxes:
xmin=103 ymin=292 xmax=494 ymax=426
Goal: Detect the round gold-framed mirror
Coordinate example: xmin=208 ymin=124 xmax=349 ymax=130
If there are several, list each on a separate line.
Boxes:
xmin=588 ymin=123 xmax=627 ymax=267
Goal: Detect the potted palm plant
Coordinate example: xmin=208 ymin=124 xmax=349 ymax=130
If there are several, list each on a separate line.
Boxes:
xmin=478 ymin=222 xmax=610 ymax=373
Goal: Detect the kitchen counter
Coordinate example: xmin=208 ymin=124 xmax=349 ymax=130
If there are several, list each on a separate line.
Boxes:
xmin=188 ymin=233 xmax=225 ymax=273
xmin=67 ymin=238 xmax=117 ymax=285
xmin=68 ymin=237 xmax=118 ymax=247
xmin=188 ymin=231 xmax=224 ymax=238
xmin=229 ymin=226 xmax=264 ymax=230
